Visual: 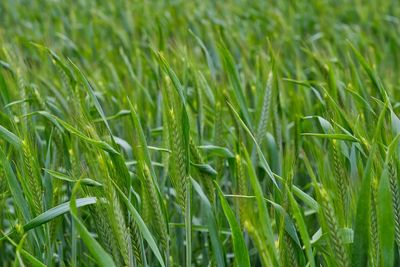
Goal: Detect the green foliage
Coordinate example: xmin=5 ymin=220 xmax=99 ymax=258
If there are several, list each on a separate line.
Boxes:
xmin=1 ymin=0 xmax=400 ymax=266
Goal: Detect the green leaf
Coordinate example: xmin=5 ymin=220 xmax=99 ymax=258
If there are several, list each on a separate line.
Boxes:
xmin=112 ymin=180 xmax=166 ymax=267
xmin=348 ymin=42 xmax=388 ymax=102
xmin=267 ymin=199 xmax=301 ymax=247
xmin=226 ymin=102 xmax=279 ymax=189
xmin=26 ymin=197 xmax=97 ymax=232
xmin=351 ymin=147 xmax=374 ymax=267
xmin=2 ymin=235 xmax=46 ymax=267
xmin=301 ymin=133 xmax=359 ymax=142
xmin=68 ymin=59 xmax=114 ymax=137
xmin=156 ymin=51 xmax=192 ymax=266
xmin=44 ymin=169 xmax=102 ymax=187
xmin=1 ymin=197 xmax=97 ymax=240
xmin=93 ymin=109 xmax=131 ymax=123
xmin=30 ymin=43 xmax=76 ymax=86
xmin=127 ymin=98 xmax=162 ymax=192
xmin=25 ymin=111 xmax=64 ymax=133
xmin=156 ymin=51 xmax=190 ymax=174
xmin=38 ymin=112 xmax=118 ymax=154
xmin=190 ymin=162 xmax=217 ymax=177
xmin=0 ymin=125 xmax=22 ymax=149
xmin=70 ymin=183 xmax=116 ymax=267
xmin=287 ymin=189 xmax=315 ymax=267
xmin=218 ymin=42 xmax=252 ymax=129
xmin=302 ymin=116 xmax=333 ymax=133
xmin=0 ymin=148 xmax=31 ymax=222
xmin=197 ymin=145 xmax=234 ymax=158
xmin=292 ymin=185 xmax=319 ymax=211
xmin=352 ymin=105 xmax=388 ymax=266
xmin=215 ymin=182 xmax=250 ymax=267
xmin=192 ymin=179 xmax=226 ymax=267
xmin=378 ymin=167 xmax=395 ymax=267
xmin=242 ymin=146 xmax=279 ymax=263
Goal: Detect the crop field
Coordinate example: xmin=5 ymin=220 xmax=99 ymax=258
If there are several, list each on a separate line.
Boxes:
xmin=1 ymin=0 xmax=400 ymax=266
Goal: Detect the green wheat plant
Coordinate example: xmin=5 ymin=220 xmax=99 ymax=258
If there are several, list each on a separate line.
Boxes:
xmin=1 ymin=0 xmax=400 ymax=266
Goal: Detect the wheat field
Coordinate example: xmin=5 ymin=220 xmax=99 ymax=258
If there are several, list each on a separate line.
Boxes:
xmin=1 ymin=1 xmax=400 ymax=266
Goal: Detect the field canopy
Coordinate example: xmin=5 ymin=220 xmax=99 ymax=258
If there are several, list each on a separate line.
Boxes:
xmin=1 ymin=1 xmax=400 ymax=266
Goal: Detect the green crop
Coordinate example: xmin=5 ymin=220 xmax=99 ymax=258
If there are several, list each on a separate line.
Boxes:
xmin=1 ymin=0 xmax=400 ymax=266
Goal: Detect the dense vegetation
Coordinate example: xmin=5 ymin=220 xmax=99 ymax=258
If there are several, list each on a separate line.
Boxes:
xmin=1 ymin=0 xmax=400 ymax=266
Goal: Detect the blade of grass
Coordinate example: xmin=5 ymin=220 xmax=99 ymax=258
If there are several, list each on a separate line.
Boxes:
xmin=215 ymin=182 xmax=250 ymax=267
xmin=112 ymin=180 xmax=166 ymax=267
xmin=70 ymin=183 xmax=116 ymax=267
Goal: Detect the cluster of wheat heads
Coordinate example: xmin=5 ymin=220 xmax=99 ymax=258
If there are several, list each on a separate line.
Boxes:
xmin=1 ymin=0 xmax=400 ymax=266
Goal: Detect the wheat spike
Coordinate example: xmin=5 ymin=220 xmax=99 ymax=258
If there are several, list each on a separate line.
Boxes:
xmin=273 ymin=92 xmax=282 ymax=154
xmin=22 ymin=139 xmax=42 ymax=216
xmin=388 ymin=162 xmax=400 ymax=256
xmin=370 ymin=177 xmax=380 ymax=266
xmin=214 ymin=101 xmax=225 ymax=178
xmin=320 ymin=187 xmax=349 ymax=267
xmin=110 ymin=184 xmax=133 ymax=266
xmin=167 ymin=107 xmax=188 ymax=213
xmin=162 ymin=77 xmax=188 ymax=212
xmin=282 ymin=233 xmax=298 ymax=267
xmin=244 ymin=220 xmax=273 ymax=266
xmin=129 ymin=219 xmax=143 ymax=265
xmin=49 ymin=176 xmax=62 ymax=243
xmin=235 ymin=154 xmax=249 ymax=226
xmin=256 ymin=71 xmax=273 ymax=145
xmin=332 ymin=139 xmax=347 ymax=224
xmin=32 ymin=87 xmax=47 ymax=111
xmin=91 ymin=203 xmax=123 ymax=266
xmin=99 ymin=154 xmax=133 ymax=266
xmin=142 ymin=164 xmax=168 ymax=250
xmin=141 ymin=185 xmax=151 ymax=224
xmin=0 ymin=163 xmax=8 ymax=201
